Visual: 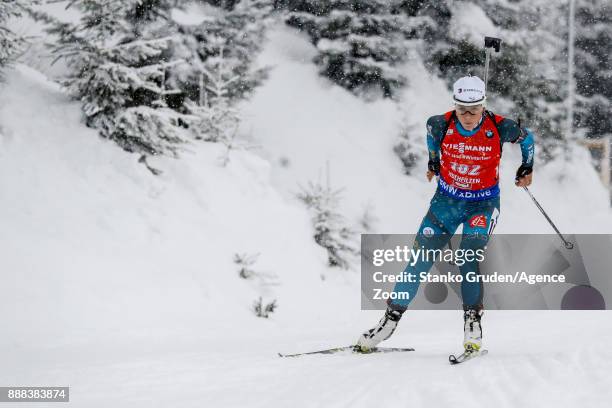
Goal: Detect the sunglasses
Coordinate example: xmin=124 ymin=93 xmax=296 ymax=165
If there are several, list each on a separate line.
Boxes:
xmin=455 ymin=104 xmax=484 ymax=115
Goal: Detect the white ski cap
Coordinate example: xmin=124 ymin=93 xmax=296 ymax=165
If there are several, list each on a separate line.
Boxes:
xmin=453 ymin=75 xmax=486 ymax=106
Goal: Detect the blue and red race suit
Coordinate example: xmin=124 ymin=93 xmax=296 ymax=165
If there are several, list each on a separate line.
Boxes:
xmin=388 ymin=111 xmax=535 ymax=311
xmin=431 ymin=110 xmax=534 ymax=201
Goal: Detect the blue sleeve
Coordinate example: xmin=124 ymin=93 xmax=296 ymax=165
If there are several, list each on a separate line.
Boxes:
xmin=426 ymin=115 xmax=446 ymax=163
xmin=519 ymin=130 xmax=535 ymax=167
xmin=497 ymin=118 xmax=535 ymax=168
xmin=427 ymin=128 xmax=440 ymax=162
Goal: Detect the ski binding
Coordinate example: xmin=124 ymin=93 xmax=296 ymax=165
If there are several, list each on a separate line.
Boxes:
xmin=449 ymin=348 xmax=488 ymax=365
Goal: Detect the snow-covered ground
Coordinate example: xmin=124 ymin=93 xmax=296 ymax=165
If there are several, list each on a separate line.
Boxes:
xmin=1 ymin=18 xmax=611 ymax=408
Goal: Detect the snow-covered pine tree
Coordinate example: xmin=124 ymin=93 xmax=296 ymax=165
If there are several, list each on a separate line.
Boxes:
xmin=0 ymin=0 xmax=30 ymax=72
xmin=286 ymin=0 xmax=432 ymax=98
xmin=163 ymin=0 xmax=271 ymax=148
xmin=394 ymin=122 xmax=422 ymax=175
xmin=46 ymin=0 xmax=192 ymax=157
xmin=396 ymin=0 xmax=450 ymax=45
xmin=234 ymin=252 xmax=260 ymax=279
xmin=574 ymin=0 xmax=612 ymax=141
xmin=253 ymin=297 xmax=277 ymax=318
xmin=170 ymin=0 xmax=271 ymax=105
xmin=195 ymin=45 xmax=240 ymax=143
xmin=185 ymin=43 xmax=244 ymax=164
xmin=297 ymin=180 xmax=358 ymax=269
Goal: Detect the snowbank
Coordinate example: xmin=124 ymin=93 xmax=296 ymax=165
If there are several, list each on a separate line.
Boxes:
xmin=0 ymin=64 xmax=348 ymax=353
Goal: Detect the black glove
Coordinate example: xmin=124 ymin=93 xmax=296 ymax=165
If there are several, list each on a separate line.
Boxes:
xmin=428 ymin=159 xmax=440 ymax=175
xmin=515 ymin=164 xmax=533 ymax=182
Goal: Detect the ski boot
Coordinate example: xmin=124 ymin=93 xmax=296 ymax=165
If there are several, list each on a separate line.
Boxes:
xmin=463 ymin=306 xmax=484 ymax=352
xmin=354 ymin=307 xmax=403 ymax=353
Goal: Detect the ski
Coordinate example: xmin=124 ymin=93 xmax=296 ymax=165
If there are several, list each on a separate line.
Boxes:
xmin=449 ymin=349 xmax=488 ymax=365
xmin=278 ymin=346 xmax=414 ymax=358
xmin=278 ymin=346 xmax=350 ymax=357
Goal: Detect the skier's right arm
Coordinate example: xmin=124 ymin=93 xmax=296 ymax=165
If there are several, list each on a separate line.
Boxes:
xmin=426 ymin=115 xmax=446 ymax=182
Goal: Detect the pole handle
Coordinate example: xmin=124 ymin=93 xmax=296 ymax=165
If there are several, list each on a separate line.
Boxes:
xmin=484 ymin=36 xmax=502 ymax=52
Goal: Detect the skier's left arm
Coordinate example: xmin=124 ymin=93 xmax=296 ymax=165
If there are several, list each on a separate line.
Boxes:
xmin=498 ymin=118 xmax=535 ymax=187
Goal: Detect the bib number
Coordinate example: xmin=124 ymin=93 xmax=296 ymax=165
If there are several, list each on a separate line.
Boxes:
xmin=450 ymin=162 xmax=481 ymax=176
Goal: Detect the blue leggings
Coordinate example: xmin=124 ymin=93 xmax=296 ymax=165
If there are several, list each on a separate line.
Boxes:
xmin=389 ymin=191 xmax=500 ymax=311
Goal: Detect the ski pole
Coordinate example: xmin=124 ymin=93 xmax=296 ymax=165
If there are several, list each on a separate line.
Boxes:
xmin=483 ymin=36 xmax=502 ymax=93
xmin=484 ymin=49 xmax=491 ymax=92
xmin=522 ymin=186 xmax=574 ymax=249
